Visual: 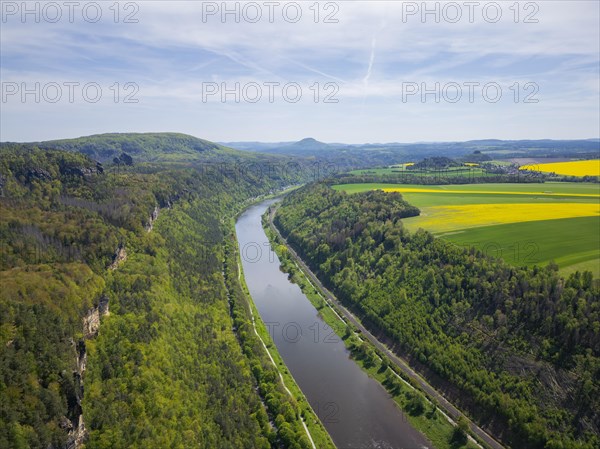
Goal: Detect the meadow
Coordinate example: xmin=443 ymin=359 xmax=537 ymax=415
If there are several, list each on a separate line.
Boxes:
xmin=333 ymin=182 xmax=600 ymax=276
xmin=349 ymin=165 xmax=492 ymax=178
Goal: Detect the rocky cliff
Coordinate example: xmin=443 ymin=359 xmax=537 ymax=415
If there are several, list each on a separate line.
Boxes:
xmin=66 ymin=296 xmax=110 ymax=448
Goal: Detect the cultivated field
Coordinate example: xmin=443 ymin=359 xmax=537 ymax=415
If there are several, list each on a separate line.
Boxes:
xmin=520 ymin=159 xmax=600 ymax=177
xmin=333 ymin=183 xmax=600 ymax=277
xmin=349 ymin=165 xmax=492 ymax=178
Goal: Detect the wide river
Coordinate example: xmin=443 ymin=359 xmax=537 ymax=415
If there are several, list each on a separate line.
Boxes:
xmin=235 ymin=199 xmax=431 ymax=449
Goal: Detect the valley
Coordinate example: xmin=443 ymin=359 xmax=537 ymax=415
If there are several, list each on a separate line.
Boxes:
xmin=2 ymin=3 xmax=599 ymax=448
xmin=0 ymin=134 xmax=598 ymax=449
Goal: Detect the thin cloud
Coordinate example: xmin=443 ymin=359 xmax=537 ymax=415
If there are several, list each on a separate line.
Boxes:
xmin=363 ymin=37 xmax=376 ymax=87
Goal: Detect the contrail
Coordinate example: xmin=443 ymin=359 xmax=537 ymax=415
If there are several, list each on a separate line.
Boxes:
xmin=363 ymin=37 xmax=376 ymax=87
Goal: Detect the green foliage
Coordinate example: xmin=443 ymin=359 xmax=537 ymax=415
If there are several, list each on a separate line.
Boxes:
xmin=333 ymin=181 xmax=600 ymax=277
xmin=0 ymin=263 xmax=104 ymax=448
xmin=84 ymin=212 xmax=270 ymax=449
xmin=451 ymin=416 xmax=469 ymax=446
xmin=409 ymin=157 xmax=461 ymax=170
xmin=13 ymin=133 xmax=224 ymax=163
xmin=332 ymin=169 xmax=542 ymax=185
xmin=275 ymin=182 xmax=600 ymax=449
xmin=0 ymin=139 xmax=315 ymax=448
xmin=405 ymin=390 xmax=426 ymax=416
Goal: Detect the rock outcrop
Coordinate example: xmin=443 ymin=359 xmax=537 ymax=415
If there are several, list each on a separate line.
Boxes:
xmin=60 ymin=162 xmax=104 ymax=177
xmin=65 ymin=415 xmax=87 ymax=449
xmin=67 ymin=296 xmax=109 ymax=448
xmin=82 ymin=296 xmax=109 ymax=338
xmin=82 ymin=309 xmax=100 ymax=340
xmin=26 ymin=167 xmax=52 ymax=182
xmin=108 ymin=245 xmax=127 ymax=270
xmin=145 ymin=206 xmax=159 ymax=232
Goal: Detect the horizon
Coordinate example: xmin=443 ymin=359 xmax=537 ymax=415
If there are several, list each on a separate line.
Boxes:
xmin=1 ymin=131 xmax=599 ymax=146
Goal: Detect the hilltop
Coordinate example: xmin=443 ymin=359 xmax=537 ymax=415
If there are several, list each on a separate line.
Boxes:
xmin=0 ymin=132 xmax=245 ymax=164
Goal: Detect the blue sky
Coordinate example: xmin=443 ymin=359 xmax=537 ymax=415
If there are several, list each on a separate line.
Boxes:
xmin=1 ymin=1 xmax=599 ymax=143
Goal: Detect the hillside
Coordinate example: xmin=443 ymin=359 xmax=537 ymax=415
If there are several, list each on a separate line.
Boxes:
xmin=1 ymin=133 xmax=246 ymax=164
xmin=283 ymin=137 xmax=330 ymax=151
xmin=274 ymin=183 xmax=600 ymax=449
xmin=0 ymin=139 xmax=331 ymax=449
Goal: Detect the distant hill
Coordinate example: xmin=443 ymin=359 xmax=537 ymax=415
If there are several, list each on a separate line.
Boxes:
xmin=217 ymin=141 xmax=293 ymax=152
xmin=223 ymin=138 xmax=333 ymax=154
xmin=222 ymin=138 xmax=600 ymax=168
xmin=5 ymin=134 xmax=597 ymax=172
xmin=283 ymin=137 xmax=331 ymax=151
xmin=0 ymin=132 xmax=244 ymax=164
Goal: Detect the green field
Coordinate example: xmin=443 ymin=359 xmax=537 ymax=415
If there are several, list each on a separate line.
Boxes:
xmin=349 ymin=166 xmax=492 ymax=178
xmin=334 ymin=182 xmax=599 ymax=195
xmin=444 ymin=216 xmax=600 ymax=277
xmin=333 ymin=183 xmax=600 ymax=276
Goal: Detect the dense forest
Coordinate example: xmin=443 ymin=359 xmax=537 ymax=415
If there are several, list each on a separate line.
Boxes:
xmin=0 ymin=139 xmax=325 ymax=449
xmin=2 ymin=134 xmax=598 ymax=449
xmin=274 ymin=183 xmax=600 ymax=449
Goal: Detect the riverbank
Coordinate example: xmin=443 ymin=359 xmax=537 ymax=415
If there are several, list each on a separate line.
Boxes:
xmin=227 ymin=199 xmax=337 ymax=449
xmin=264 ymin=206 xmax=490 ymax=449
xmin=239 ymin=199 xmax=432 ymax=448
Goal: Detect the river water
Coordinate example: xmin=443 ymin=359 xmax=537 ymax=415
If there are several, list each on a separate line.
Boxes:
xmin=235 ymin=199 xmax=431 ymax=449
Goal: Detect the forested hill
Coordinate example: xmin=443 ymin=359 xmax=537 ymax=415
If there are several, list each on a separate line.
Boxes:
xmin=0 ymin=141 xmax=330 ymax=449
xmin=1 ymin=133 xmax=258 ymax=164
xmin=274 ymin=183 xmax=600 ymax=449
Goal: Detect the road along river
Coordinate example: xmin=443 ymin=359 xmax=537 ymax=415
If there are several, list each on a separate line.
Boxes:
xmin=235 ymin=199 xmax=431 ymax=449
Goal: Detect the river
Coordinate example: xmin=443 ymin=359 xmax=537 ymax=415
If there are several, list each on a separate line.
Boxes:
xmin=235 ymin=199 xmax=431 ymax=449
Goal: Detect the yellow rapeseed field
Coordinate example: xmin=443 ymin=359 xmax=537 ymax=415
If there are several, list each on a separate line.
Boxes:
xmin=381 ymin=187 xmax=598 ymax=198
xmin=403 ymin=203 xmax=600 ymax=233
xmin=520 ymin=159 xmax=600 ymax=177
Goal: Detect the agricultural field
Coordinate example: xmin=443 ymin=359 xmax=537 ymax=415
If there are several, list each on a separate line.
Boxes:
xmin=489 ymin=160 xmax=514 ymax=166
xmin=333 ymin=182 xmax=600 ymax=277
xmin=519 ymin=159 xmax=600 ymax=177
xmin=349 ymin=164 xmax=492 ymax=178
xmin=349 ymin=164 xmax=414 ymax=176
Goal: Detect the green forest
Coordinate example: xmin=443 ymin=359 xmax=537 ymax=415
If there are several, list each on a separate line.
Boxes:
xmin=1 ymin=134 xmax=598 ymax=449
xmin=274 ymin=183 xmax=599 ymax=449
xmin=0 ymin=137 xmax=326 ymax=449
